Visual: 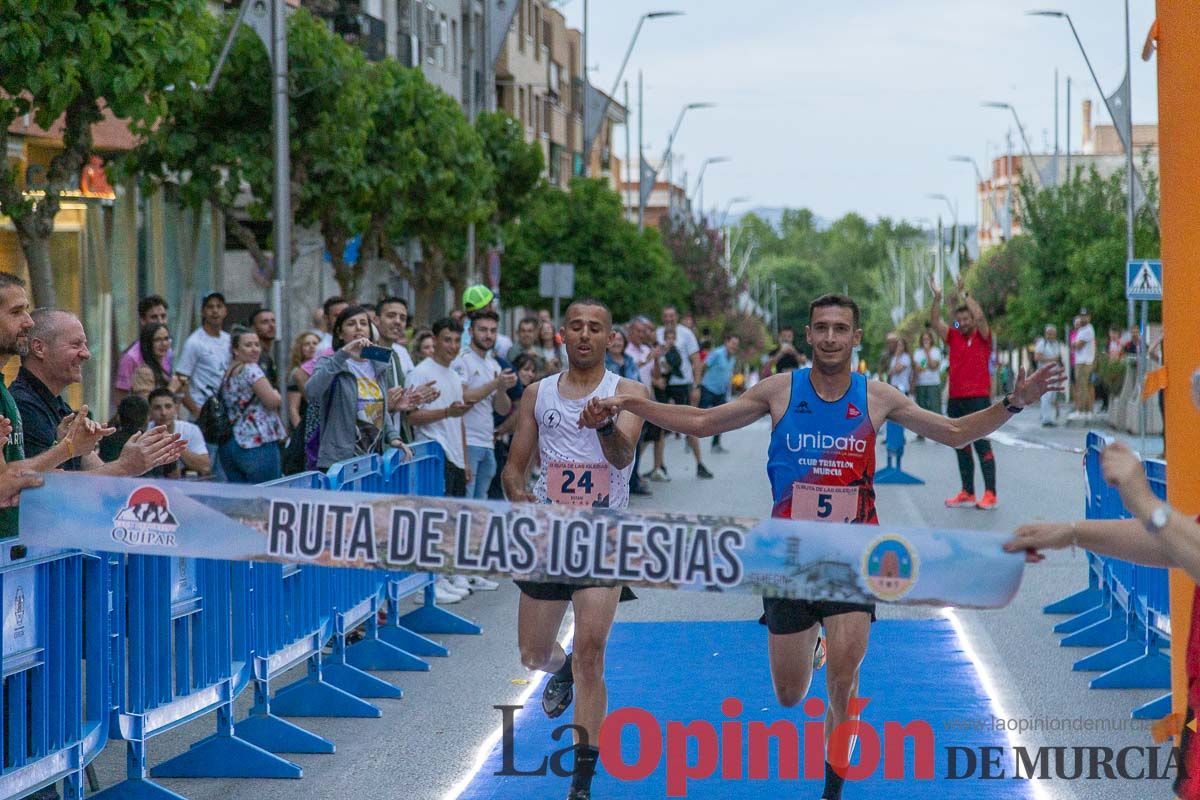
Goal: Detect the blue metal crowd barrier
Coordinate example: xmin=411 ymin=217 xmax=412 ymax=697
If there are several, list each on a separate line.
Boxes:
xmin=0 ymin=549 xmax=109 ymax=800
xmin=5 ymin=438 xmax=482 ymax=800
xmin=1043 ymin=430 xmax=1172 ymax=719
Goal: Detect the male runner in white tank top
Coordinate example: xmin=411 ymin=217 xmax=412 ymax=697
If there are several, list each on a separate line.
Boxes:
xmin=501 ymin=298 xmax=649 ymax=800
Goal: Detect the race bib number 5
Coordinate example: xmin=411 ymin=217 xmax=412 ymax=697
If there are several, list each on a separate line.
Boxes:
xmin=548 ymin=461 xmax=611 ymax=508
xmin=791 ymin=483 xmax=859 ymax=523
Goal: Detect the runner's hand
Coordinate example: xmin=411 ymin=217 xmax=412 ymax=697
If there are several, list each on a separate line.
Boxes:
xmin=0 ymin=469 xmax=43 ymax=508
xmin=1004 ymin=523 xmax=1075 ymax=563
xmin=1009 ymin=363 xmax=1066 ymax=407
xmin=588 ymin=395 xmax=628 ymax=418
xmin=0 ymin=415 xmax=12 ymax=448
xmin=578 ymin=397 xmax=617 ymax=430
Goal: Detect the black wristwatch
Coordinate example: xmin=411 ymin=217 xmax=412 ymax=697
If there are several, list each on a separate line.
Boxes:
xmin=1002 ymin=393 xmax=1024 ymax=414
xmin=597 ymin=418 xmax=616 ymax=436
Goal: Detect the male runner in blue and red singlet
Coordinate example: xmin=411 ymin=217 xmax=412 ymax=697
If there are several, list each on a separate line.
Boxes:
xmin=593 ymin=294 xmax=1063 ymax=800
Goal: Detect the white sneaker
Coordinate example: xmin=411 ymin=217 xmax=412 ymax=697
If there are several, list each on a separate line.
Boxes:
xmin=466 ymin=575 xmax=500 ymax=591
xmin=438 ymin=577 xmax=469 ymax=598
xmin=415 ymin=583 xmax=461 ymax=604
xmin=448 ymin=574 xmax=473 ymax=594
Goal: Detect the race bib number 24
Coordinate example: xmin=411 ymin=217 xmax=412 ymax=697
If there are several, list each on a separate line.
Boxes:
xmin=548 ymin=461 xmax=611 ymax=508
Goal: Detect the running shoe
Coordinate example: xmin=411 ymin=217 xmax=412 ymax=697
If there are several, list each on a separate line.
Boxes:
xmin=566 ymin=788 xmax=590 ymax=800
xmin=542 ymin=670 xmax=574 ymax=719
xmin=648 ymin=467 xmax=670 ymax=482
xmin=976 ymin=490 xmax=999 ymax=511
xmin=697 ymin=463 xmax=714 ymax=479
xmin=449 ymin=574 xmax=473 ymax=594
xmin=466 ymin=575 xmax=500 ymax=591
xmin=944 ymin=490 xmax=977 ymax=508
xmin=813 ymin=635 xmax=827 ymax=670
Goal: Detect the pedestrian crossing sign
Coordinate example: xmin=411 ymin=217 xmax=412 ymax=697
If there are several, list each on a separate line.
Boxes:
xmin=1126 ymin=259 xmax=1162 ymax=301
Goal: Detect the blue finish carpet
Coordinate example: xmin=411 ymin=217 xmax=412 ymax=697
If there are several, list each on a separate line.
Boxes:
xmin=458 ymin=619 xmax=1033 ymax=799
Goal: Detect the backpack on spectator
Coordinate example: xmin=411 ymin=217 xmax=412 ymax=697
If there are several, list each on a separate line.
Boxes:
xmin=196 ymin=373 xmax=233 ymax=445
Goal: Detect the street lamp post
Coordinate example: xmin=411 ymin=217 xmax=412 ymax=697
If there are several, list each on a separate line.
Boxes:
xmin=639 ymin=102 xmax=716 ymax=231
xmin=982 ymin=101 xmax=1038 ymax=174
xmin=582 ymin=7 xmax=683 ymax=177
xmin=950 ymin=154 xmax=1002 ymax=243
xmin=1028 ymin=8 xmax=1137 ymax=329
xmin=718 ymin=195 xmax=750 ymax=229
xmin=692 ymin=156 xmax=731 ymax=225
xmin=927 ymin=193 xmax=959 ymax=287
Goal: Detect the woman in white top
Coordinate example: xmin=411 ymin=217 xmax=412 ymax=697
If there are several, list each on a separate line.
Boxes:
xmin=888 ymin=336 xmax=914 ymax=396
xmin=913 ymin=330 xmax=943 ymax=415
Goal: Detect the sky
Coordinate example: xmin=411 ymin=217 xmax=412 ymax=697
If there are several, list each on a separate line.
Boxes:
xmin=559 ymin=0 xmax=1160 ymax=228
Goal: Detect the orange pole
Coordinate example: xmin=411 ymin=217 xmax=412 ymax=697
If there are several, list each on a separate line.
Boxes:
xmin=1155 ymin=1 xmax=1200 ymax=725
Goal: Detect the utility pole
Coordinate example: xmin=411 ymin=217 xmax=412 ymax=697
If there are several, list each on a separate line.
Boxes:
xmin=1070 ymin=76 xmax=1080 ymax=179
xmin=1124 ymin=0 xmax=1137 ymax=332
xmin=624 ymin=80 xmax=632 ymax=221
xmin=1004 ymin=130 xmax=1013 ymax=240
xmin=271 ymin=0 xmax=291 ymax=399
xmin=582 ymin=0 xmax=588 ymax=177
xmin=637 ymin=70 xmax=645 ymax=230
xmin=1053 ymin=68 xmax=1060 ymax=184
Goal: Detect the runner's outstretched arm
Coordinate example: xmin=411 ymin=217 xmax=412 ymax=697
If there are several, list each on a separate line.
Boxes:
xmin=595 ymin=373 xmax=783 ymax=438
xmin=501 ymin=381 xmax=541 ymax=503
xmin=880 ymin=363 xmax=1065 ymax=448
xmin=579 ymin=378 xmax=649 ymax=469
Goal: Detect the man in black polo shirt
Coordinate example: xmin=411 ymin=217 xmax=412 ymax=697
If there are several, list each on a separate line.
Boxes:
xmin=13 ymin=308 xmax=186 ymax=475
xmin=0 ymin=275 xmax=117 ymax=543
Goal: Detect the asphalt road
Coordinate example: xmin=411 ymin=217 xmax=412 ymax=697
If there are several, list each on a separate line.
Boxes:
xmin=86 ymin=412 xmax=1169 ymax=800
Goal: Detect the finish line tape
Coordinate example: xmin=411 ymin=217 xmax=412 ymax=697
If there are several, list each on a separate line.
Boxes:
xmin=19 ymin=473 xmax=1023 ymax=608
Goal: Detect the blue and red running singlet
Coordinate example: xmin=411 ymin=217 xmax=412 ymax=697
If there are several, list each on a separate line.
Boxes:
xmin=767 ymin=368 xmax=878 ymax=524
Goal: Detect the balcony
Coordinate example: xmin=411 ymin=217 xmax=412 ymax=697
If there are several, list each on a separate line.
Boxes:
xmin=309 ymin=2 xmax=387 ymax=62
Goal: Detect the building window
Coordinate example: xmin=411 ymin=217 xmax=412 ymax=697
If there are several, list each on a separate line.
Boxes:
xmin=518 ymin=87 xmax=525 ymax=126
xmin=549 ymin=143 xmax=563 ymax=186
xmin=534 ymin=4 xmax=541 ymax=59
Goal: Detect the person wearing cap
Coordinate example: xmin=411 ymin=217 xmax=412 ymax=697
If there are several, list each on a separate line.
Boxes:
xmin=460 ymin=284 xmax=512 ymax=357
xmin=1071 ymin=307 xmax=1096 ymax=417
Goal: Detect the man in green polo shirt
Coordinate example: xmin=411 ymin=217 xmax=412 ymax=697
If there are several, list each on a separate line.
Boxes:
xmin=0 ymin=273 xmax=112 ymax=538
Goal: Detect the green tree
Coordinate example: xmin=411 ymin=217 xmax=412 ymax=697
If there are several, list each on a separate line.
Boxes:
xmin=123 ymin=9 xmax=373 ymax=295
xmin=501 ymin=178 xmax=686 ymax=321
xmin=974 ymin=164 xmax=1160 ymax=343
xmin=358 ymin=63 xmax=492 ymax=318
xmin=0 ymin=0 xmax=213 ymax=304
xmin=659 ymin=215 xmax=740 ymax=318
xmin=733 ymin=210 xmax=925 ymax=357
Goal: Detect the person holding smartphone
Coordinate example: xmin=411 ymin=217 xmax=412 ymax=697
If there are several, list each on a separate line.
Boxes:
xmin=306 ymin=305 xmax=428 ymax=470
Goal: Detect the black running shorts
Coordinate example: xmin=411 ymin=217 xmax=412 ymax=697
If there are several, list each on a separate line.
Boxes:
xmin=515 ymin=580 xmax=637 ymax=602
xmin=759 ymin=598 xmax=877 ymax=635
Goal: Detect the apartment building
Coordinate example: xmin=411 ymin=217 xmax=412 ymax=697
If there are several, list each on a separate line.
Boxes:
xmin=975 ymin=99 xmax=1159 ymax=250
xmin=494 ymin=0 xmax=624 ymax=191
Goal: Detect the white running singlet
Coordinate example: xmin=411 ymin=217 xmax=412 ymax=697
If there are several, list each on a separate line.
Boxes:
xmin=533 ymin=370 xmax=632 ymax=510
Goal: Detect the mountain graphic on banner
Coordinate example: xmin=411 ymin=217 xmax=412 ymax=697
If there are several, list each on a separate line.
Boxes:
xmin=1132 ymin=262 xmax=1161 ymax=294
